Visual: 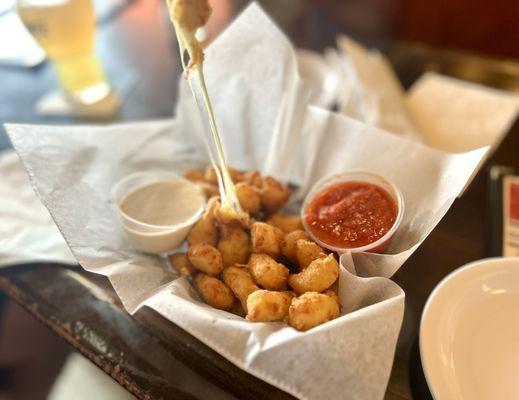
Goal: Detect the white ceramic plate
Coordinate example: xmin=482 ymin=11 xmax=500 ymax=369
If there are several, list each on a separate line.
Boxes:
xmin=420 ymin=257 xmax=519 ymax=400
xmin=296 ymin=49 xmax=339 ymax=109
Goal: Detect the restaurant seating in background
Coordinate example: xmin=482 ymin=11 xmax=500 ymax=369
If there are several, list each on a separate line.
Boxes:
xmin=312 ymin=0 xmax=519 ymax=58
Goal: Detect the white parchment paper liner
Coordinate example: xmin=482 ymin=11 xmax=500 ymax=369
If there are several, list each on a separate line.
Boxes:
xmin=407 ymin=72 xmax=519 ymax=153
xmin=4 ymin=4 xmax=490 ymax=400
xmin=334 ymin=36 xmax=421 ymax=141
xmin=0 ymin=150 xmax=74 ymax=266
xmin=5 ymin=119 xmax=405 ymax=400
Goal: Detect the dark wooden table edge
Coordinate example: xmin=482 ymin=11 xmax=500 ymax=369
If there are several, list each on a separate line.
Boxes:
xmin=0 ymin=262 xmax=295 ymax=400
xmin=0 ymin=263 xmax=149 ymax=398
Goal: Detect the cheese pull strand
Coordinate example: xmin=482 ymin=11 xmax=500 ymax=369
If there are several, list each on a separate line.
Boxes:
xmin=167 ymin=0 xmax=244 ymax=217
xmin=190 ymin=66 xmax=242 ymax=213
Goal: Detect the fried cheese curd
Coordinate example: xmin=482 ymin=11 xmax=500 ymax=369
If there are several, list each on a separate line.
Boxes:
xmin=194 ymin=273 xmax=234 ymax=310
xmin=287 ymin=292 xmax=340 ymax=331
xmin=247 ymin=290 xmax=294 ymax=322
xmin=168 ymin=0 xmax=211 ymax=72
xmin=170 ymin=167 xmax=342 ymax=330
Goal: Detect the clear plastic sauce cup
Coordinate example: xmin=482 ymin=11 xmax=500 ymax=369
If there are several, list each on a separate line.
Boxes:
xmin=111 ymin=171 xmax=205 ymax=254
xmin=301 ymin=171 xmax=404 ymax=254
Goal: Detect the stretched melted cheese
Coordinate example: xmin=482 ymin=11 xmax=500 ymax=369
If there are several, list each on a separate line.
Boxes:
xmin=167 ymin=0 xmax=246 ymax=223
xmin=168 ymin=0 xmax=210 ymax=72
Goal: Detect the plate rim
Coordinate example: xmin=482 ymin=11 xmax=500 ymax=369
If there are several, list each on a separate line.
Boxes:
xmin=419 ymin=256 xmax=519 ymax=400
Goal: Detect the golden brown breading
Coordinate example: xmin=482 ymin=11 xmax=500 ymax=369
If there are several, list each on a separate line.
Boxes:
xmin=199 ymin=181 xmax=219 ymax=198
xmin=204 ymin=165 xmax=219 ymax=184
xmin=235 ymin=182 xmax=261 ymax=215
xmin=267 ymin=214 xmax=303 ymax=233
xmin=179 ymin=166 xmax=346 ymax=327
xmin=288 ymin=254 xmax=339 ymax=294
xmin=240 ymin=170 xmax=263 ymax=188
xmin=260 ymin=176 xmax=290 ymax=214
xmin=204 ymin=196 xmax=221 ymax=218
xmin=170 ymin=0 xmax=211 ymax=31
xmin=218 ymin=224 xmax=250 ymax=267
xmin=205 ymin=166 xmax=242 ymax=184
xmin=215 ymin=205 xmax=251 ymax=228
xmin=188 ymin=243 xmax=224 ymax=276
xmin=168 ymin=252 xmax=196 ymax=276
xmin=251 ymin=222 xmax=284 ymax=259
xmin=230 ymin=301 xmax=246 ymax=317
xmin=187 ymin=196 xmax=220 ymax=246
xmin=228 ymin=167 xmax=243 ymax=182
xmin=222 ymin=265 xmax=259 ymax=312
xmin=328 ymin=280 xmax=339 ymax=295
xmin=248 ymin=253 xmax=289 ymax=290
xmin=194 ymin=273 xmax=235 ymax=310
xmin=187 ymin=217 xmax=218 ymax=246
xmin=280 ymin=230 xmax=310 ymax=262
xmin=183 ymin=168 xmax=206 ymax=182
xmin=323 ymin=289 xmax=340 ymax=305
xmin=246 ymin=290 xmax=294 ymax=322
xmin=287 ymin=292 xmax=340 ymax=331
xmin=294 ymin=239 xmax=326 ymax=270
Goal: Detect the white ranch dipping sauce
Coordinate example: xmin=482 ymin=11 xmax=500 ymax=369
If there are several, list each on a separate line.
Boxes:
xmin=117 ymin=179 xmax=205 ymax=254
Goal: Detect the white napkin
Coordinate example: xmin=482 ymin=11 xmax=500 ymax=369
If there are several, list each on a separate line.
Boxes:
xmin=407 ymin=72 xmax=519 ymax=153
xmin=0 ymin=150 xmax=74 ymax=266
xmin=3 ymin=4 xmax=490 ymax=400
xmin=334 ymin=36 xmax=421 ymax=141
xmin=331 ymin=39 xmax=518 ymax=157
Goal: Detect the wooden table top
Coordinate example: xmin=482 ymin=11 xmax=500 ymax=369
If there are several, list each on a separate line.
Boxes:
xmin=0 ymin=1 xmax=518 ymax=399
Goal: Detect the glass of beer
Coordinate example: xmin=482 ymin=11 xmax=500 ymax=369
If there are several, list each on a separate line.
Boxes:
xmin=17 ymin=0 xmax=113 ymax=107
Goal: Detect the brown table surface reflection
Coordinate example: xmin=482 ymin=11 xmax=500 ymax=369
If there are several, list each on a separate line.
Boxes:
xmin=0 ymin=1 xmax=518 ymax=399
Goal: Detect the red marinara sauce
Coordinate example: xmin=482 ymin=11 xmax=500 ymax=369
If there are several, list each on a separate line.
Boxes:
xmin=304 ymin=181 xmax=398 ymax=249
